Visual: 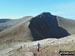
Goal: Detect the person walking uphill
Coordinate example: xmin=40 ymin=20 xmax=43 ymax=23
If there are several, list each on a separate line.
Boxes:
xmin=37 ymin=43 xmax=40 ymax=52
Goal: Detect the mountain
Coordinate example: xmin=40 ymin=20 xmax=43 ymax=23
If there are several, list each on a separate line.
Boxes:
xmin=0 ymin=19 xmax=11 ymax=23
xmin=29 ymin=12 xmax=75 ymax=40
xmin=0 ymin=12 xmax=75 ymax=43
xmin=0 ymin=16 xmax=32 ymax=31
xmin=0 ymin=19 xmax=11 ymax=31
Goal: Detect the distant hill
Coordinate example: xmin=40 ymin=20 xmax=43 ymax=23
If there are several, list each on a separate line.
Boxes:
xmin=0 ymin=16 xmax=32 ymax=31
xmin=0 ymin=12 xmax=75 ymax=43
xmin=0 ymin=19 xmax=11 ymax=23
xmin=0 ymin=19 xmax=11 ymax=31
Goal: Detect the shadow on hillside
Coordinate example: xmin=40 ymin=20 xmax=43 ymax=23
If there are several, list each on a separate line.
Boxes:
xmin=29 ymin=13 xmax=70 ymax=41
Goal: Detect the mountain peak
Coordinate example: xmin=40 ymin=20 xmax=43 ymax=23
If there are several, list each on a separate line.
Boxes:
xmin=40 ymin=12 xmax=52 ymax=16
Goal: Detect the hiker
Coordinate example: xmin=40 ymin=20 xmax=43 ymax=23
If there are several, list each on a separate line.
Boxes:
xmin=37 ymin=43 xmax=40 ymax=52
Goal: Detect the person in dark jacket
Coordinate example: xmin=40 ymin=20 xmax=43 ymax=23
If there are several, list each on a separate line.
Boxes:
xmin=37 ymin=43 xmax=40 ymax=52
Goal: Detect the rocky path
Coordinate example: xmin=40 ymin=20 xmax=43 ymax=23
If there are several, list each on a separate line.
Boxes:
xmin=27 ymin=46 xmax=60 ymax=56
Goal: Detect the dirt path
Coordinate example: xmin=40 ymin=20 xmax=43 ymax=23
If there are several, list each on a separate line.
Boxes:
xmin=24 ymin=47 xmax=61 ymax=56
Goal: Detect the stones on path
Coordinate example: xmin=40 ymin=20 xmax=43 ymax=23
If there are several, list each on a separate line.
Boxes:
xmin=24 ymin=52 xmax=34 ymax=56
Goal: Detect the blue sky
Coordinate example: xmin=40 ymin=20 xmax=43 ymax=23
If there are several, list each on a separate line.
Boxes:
xmin=0 ymin=0 xmax=75 ymax=19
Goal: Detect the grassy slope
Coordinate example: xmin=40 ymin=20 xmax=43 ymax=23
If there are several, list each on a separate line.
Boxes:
xmin=0 ymin=17 xmax=33 ymax=43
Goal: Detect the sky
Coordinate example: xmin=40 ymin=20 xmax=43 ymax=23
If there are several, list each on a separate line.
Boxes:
xmin=0 ymin=0 xmax=75 ymax=19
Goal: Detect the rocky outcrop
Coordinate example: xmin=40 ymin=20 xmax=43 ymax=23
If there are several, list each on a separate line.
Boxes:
xmin=29 ymin=12 xmax=70 ymax=40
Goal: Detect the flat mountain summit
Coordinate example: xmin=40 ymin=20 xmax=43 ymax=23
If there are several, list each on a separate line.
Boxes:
xmin=0 ymin=12 xmax=75 ymax=43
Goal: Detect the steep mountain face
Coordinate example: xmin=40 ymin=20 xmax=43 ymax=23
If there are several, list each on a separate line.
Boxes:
xmin=0 ymin=12 xmax=75 ymax=43
xmin=57 ymin=16 xmax=75 ymax=34
xmin=29 ymin=12 xmax=70 ymax=40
